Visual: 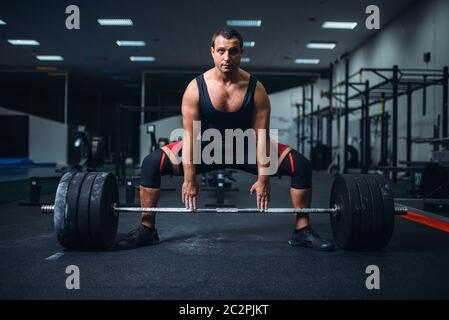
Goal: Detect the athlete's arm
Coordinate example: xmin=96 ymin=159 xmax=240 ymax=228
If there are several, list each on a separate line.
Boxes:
xmin=250 ymin=81 xmax=272 ymax=211
xmin=181 ymin=79 xmax=200 ymax=210
xmin=252 ymin=81 xmax=271 ymax=176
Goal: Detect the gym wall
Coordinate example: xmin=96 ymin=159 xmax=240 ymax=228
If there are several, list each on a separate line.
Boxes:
xmin=0 ymin=106 xmax=68 ymax=165
xmin=268 ymin=79 xmax=329 ymax=156
xmin=0 ymin=106 xmax=28 ymax=157
xmin=333 ymin=0 xmax=449 ymax=162
xmin=264 ymin=0 xmax=448 ymax=164
xmin=29 ymin=115 xmax=68 ymax=165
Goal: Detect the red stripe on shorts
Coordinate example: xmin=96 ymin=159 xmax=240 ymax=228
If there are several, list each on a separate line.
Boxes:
xmin=159 ymin=152 xmax=166 ymax=172
xmin=289 ymin=152 xmax=294 ymax=174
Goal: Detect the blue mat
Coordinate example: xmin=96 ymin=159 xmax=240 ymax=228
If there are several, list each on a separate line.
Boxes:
xmin=0 ymin=158 xmax=55 ymax=168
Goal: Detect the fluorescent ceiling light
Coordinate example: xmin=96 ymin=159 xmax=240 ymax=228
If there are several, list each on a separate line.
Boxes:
xmin=0 ymin=20 xmax=7 ymax=25
xmin=36 ymin=55 xmax=64 ymax=61
xmin=295 ymin=58 xmax=320 ymax=64
xmin=322 ymin=21 xmax=357 ymax=29
xmin=98 ymin=19 xmax=133 ymax=26
xmin=130 ymin=56 xmax=155 ymax=62
xmin=306 ymin=42 xmax=336 ymax=49
xmin=8 ymin=39 xmax=40 ymax=46
xmin=116 ymin=40 xmax=146 ymax=47
xmin=227 ymin=20 xmax=261 ymax=27
xmin=243 ymin=41 xmax=255 ymax=48
xmin=241 ymin=57 xmax=250 ymax=63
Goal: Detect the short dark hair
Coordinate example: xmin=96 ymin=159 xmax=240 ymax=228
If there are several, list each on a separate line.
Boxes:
xmin=211 ymin=27 xmax=243 ymax=49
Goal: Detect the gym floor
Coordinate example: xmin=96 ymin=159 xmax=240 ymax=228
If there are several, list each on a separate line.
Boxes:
xmin=1 ymin=171 xmax=448 ymax=299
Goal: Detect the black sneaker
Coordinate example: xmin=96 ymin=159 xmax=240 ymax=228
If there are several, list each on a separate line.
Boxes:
xmin=115 ymin=225 xmax=160 ymax=250
xmin=288 ymin=226 xmax=335 ymax=251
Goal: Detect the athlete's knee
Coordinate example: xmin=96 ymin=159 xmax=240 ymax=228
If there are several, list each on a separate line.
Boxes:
xmin=141 ymin=149 xmax=164 ymax=173
xmin=289 ymin=150 xmax=312 ymax=189
xmin=140 ymin=149 xmax=165 ymax=188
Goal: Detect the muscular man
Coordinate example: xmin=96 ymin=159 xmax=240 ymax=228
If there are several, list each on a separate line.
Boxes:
xmin=117 ymin=28 xmax=334 ymax=251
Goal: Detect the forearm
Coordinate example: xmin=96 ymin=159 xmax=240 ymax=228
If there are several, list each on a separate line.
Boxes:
xmin=182 ymin=131 xmax=197 ymax=181
xmin=256 ymin=129 xmax=271 ymax=180
xmin=183 ymin=164 xmax=196 ymax=181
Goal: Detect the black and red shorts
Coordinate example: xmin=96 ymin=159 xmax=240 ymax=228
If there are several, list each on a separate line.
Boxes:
xmin=140 ymin=141 xmax=312 ymax=189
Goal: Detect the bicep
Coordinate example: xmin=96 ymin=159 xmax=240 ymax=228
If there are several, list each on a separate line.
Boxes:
xmin=181 ymin=80 xmax=200 ymax=130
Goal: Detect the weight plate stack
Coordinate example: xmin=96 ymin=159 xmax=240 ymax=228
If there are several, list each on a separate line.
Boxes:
xmin=330 ymin=174 xmax=395 ymax=251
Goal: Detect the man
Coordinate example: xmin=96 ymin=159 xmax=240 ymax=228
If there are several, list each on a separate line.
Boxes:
xmin=117 ymin=28 xmax=334 ymax=251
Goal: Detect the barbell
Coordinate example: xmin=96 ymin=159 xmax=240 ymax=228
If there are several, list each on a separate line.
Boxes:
xmin=41 ymin=172 xmax=407 ymax=251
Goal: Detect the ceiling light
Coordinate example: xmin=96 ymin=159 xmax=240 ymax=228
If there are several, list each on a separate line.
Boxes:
xmin=295 ymin=58 xmax=320 ymax=64
xmin=322 ymin=21 xmax=357 ymax=29
xmin=243 ymin=41 xmax=255 ymax=47
xmin=241 ymin=57 xmax=250 ymax=63
xmin=36 ymin=55 xmax=64 ymax=61
xmin=306 ymin=42 xmax=336 ymax=49
xmin=97 ymin=19 xmax=133 ymax=26
xmin=0 ymin=20 xmax=6 ymax=25
xmin=116 ymin=40 xmax=146 ymax=47
xmin=227 ymin=20 xmax=262 ymax=27
xmin=130 ymin=56 xmax=155 ymax=62
xmin=8 ymin=39 xmax=40 ymax=46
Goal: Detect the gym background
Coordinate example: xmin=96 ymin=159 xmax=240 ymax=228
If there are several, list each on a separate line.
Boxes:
xmin=0 ymin=0 xmax=448 ymax=301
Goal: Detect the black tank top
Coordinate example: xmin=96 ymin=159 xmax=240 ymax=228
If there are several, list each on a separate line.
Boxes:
xmin=195 ymin=73 xmax=258 ymax=135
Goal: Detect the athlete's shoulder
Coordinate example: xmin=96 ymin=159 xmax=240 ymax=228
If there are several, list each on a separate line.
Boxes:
xmin=253 ymin=78 xmax=269 ymax=108
xmin=254 ymin=79 xmax=268 ymax=95
xmin=183 ymin=77 xmax=200 ymax=102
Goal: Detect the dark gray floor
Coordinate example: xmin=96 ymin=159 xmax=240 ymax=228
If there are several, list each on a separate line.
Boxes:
xmin=1 ymin=171 xmax=448 ymax=299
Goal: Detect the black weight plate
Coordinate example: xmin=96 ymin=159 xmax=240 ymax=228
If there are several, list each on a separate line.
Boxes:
xmin=77 ymin=172 xmax=98 ymax=249
xmin=344 ymin=174 xmax=364 ymax=249
xmin=363 ymin=175 xmax=385 ymax=249
xmin=65 ymin=172 xmax=89 ymax=249
xmin=329 ymin=175 xmax=349 ymax=248
xmin=372 ymin=175 xmax=395 ymax=249
xmin=330 ymin=174 xmax=362 ymax=250
xmin=89 ymin=172 xmax=119 ymax=249
xmin=353 ymin=175 xmax=374 ymax=250
xmin=54 ymin=172 xmax=75 ymax=248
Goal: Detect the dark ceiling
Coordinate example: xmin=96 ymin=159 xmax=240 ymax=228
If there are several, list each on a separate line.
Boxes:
xmin=0 ymin=0 xmax=419 ymax=98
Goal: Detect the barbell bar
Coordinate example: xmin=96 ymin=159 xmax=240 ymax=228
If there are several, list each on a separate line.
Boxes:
xmin=41 ymin=204 xmax=408 ymax=215
xmin=41 ymin=171 xmax=409 ymax=251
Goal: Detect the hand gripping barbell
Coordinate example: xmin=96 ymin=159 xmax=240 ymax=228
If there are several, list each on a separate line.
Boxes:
xmin=41 ymin=172 xmax=407 ymax=251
